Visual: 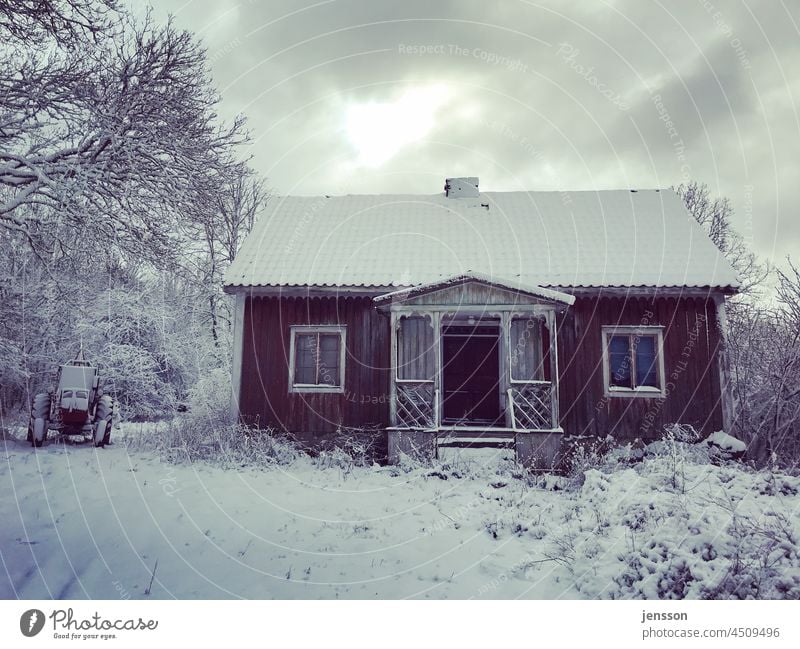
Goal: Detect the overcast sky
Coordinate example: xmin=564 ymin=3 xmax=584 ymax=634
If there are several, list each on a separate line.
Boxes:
xmin=142 ymin=0 xmax=799 ymax=266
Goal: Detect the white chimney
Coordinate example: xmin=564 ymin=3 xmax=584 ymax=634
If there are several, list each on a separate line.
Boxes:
xmin=444 ymin=177 xmax=479 ymax=198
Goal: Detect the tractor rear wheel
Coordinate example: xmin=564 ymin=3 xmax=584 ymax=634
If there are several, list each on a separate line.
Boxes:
xmin=29 ymin=393 xmax=50 ymax=448
xmin=93 ymin=395 xmax=114 ymax=448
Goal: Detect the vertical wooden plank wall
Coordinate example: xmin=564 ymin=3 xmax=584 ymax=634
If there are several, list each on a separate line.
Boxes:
xmin=239 ymin=296 xmax=391 ymax=435
xmin=238 ymin=293 xmax=726 ymax=444
xmin=557 ymin=294 xmax=725 ymax=442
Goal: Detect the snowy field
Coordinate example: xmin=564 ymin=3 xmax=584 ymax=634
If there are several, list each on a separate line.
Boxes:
xmin=1 ymin=429 xmax=799 ymax=600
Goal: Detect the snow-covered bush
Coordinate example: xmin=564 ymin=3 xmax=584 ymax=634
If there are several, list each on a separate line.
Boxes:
xmin=309 ymin=426 xmax=387 ymax=476
xmin=127 ymin=417 xmax=301 ymax=468
xmin=705 ymin=508 xmax=800 ymax=599
xmin=186 ymin=366 xmax=233 ymax=422
xmin=98 ymin=342 xmax=178 ymax=419
xmin=314 ymin=446 xmax=360 ymax=476
xmin=726 ymin=263 xmax=800 ymax=469
xmin=558 ymin=435 xmax=617 ymax=489
xmin=642 ymin=424 xmax=707 ymax=492
xmin=704 ymin=430 xmax=748 ymax=462
xmin=543 ymin=450 xmax=800 ymax=599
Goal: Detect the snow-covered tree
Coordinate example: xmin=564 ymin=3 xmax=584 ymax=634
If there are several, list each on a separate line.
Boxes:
xmin=675 ymin=181 xmax=769 ymax=296
xmin=178 ymin=166 xmax=267 ymax=345
xmin=676 ymin=182 xmax=800 ymax=466
xmin=733 ymin=260 xmax=800 ymax=466
xmin=0 ymin=1 xmax=267 ymax=421
xmin=0 ymin=0 xmax=119 ymax=43
xmin=1 ymin=3 xmax=247 ymax=264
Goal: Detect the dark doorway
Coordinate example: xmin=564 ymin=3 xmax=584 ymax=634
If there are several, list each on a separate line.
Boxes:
xmin=441 ymin=323 xmax=502 ymax=426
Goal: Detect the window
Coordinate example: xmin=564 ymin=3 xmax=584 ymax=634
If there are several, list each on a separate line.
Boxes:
xmin=509 ymin=316 xmax=545 ymax=381
xmin=602 ymin=326 xmax=665 ymax=397
xmin=397 ymin=315 xmax=435 ymax=381
xmin=289 ymin=326 xmax=346 ymax=392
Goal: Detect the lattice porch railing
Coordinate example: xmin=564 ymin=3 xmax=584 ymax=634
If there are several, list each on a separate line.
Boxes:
xmin=395 ymin=381 xmax=436 ymax=428
xmin=508 ymin=382 xmax=553 ymax=430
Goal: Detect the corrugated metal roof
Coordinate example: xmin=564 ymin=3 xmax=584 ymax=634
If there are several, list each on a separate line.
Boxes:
xmin=224 ymin=189 xmax=740 ymax=291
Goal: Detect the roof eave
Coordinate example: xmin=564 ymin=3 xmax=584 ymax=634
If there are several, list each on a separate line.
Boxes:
xmin=223 ymin=282 xmax=740 ymax=297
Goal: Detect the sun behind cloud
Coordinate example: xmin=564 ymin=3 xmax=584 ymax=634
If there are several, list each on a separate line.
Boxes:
xmin=345 ymin=84 xmax=450 ymax=167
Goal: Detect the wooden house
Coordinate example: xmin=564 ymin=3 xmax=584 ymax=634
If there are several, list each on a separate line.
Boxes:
xmin=223 ymin=178 xmax=740 ymax=466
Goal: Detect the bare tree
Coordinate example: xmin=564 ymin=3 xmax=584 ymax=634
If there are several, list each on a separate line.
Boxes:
xmin=727 ymin=259 xmax=800 ymax=467
xmin=0 ymin=1 xmax=264 ymax=418
xmin=675 ymin=180 xmax=733 ymax=252
xmin=776 ymin=259 xmax=800 ymax=326
xmin=675 ymin=181 xmax=769 ymax=295
xmin=215 ymin=171 xmax=267 ymax=265
xmin=206 ymin=170 xmax=267 ymax=343
xmin=176 ymin=167 xmax=267 ymax=345
xmin=1 ymin=8 xmax=247 ymax=264
xmin=770 ymin=260 xmax=800 ymax=462
xmin=0 ymin=0 xmax=118 ymax=43
xmin=673 ymin=182 xmax=800 ymax=465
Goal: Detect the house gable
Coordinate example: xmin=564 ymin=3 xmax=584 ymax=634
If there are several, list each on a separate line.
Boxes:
xmin=374 ymin=273 xmax=575 ymax=308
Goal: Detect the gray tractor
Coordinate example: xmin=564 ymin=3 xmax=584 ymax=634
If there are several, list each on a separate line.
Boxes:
xmin=28 ymin=351 xmax=116 ymax=448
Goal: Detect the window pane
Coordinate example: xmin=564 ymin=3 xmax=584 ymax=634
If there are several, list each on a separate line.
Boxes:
xmin=318 ymin=333 xmax=339 ymax=353
xmin=293 ymin=331 xmax=343 ymax=386
xmin=317 ymin=334 xmax=340 ymax=386
xmin=294 ymin=334 xmax=317 ymax=384
xmin=397 ymin=316 xmax=434 ymax=380
xmin=608 ymin=335 xmax=633 ymax=388
xmin=635 ymin=335 xmax=659 ymax=388
xmin=510 ymin=317 xmax=542 ymax=381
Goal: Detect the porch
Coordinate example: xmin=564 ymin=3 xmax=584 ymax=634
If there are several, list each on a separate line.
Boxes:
xmin=374 ymin=273 xmax=575 ymax=468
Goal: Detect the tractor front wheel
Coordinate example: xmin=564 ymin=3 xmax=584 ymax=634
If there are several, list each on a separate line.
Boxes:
xmin=29 ymin=393 xmax=51 ymax=448
xmin=93 ymin=395 xmax=114 ymax=448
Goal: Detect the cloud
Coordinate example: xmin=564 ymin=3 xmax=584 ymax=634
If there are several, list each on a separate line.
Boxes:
xmin=153 ymin=0 xmax=800 ymax=264
xmin=345 ymin=84 xmax=451 ymax=167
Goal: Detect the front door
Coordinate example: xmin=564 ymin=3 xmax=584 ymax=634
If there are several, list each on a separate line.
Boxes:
xmin=441 ymin=323 xmax=502 ymax=426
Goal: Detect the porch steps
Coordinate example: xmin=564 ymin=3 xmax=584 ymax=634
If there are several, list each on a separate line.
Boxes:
xmin=437 ymin=430 xmax=515 ymax=449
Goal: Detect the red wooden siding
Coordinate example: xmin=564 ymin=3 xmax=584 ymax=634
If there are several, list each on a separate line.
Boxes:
xmin=240 ymin=296 xmax=390 ymax=434
xmin=239 ymin=293 xmax=726 ymax=443
xmin=557 ymin=294 xmax=724 ymax=441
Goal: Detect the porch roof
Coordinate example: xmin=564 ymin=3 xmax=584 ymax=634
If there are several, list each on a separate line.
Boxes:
xmin=373 ymin=272 xmax=576 ymax=306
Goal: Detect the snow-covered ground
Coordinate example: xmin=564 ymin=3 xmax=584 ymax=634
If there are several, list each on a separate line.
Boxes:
xmin=1 ymin=431 xmax=799 ymax=599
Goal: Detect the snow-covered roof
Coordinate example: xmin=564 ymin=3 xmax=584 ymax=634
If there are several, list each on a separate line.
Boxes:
xmin=224 ymin=188 xmax=740 ymax=292
xmin=373 ymin=272 xmax=576 ymax=305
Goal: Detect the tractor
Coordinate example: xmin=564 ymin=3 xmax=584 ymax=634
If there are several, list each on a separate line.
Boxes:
xmin=27 ymin=350 xmax=116 ymax=448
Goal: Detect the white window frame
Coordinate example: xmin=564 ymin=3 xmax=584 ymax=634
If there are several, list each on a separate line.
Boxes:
xmin=601 ymin=325 xmax=666 ymax=398
xmin=288 ymin=325 xmax=346 ymax=393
